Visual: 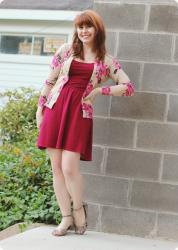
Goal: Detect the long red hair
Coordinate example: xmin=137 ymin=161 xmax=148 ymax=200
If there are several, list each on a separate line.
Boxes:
xmin=72 ymin=9 xmax=106 ymax=61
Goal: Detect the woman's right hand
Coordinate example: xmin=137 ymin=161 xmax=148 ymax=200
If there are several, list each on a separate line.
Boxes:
xmin=36 ymin=109 xmax=44 ymax=129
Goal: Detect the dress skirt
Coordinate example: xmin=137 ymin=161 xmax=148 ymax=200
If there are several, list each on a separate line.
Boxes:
xmin=36 ymin=59 xmax=94 ymax=161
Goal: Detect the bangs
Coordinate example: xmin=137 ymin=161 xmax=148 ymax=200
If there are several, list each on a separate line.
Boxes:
xmin=74 ymin=13 xmax=94 ymax=28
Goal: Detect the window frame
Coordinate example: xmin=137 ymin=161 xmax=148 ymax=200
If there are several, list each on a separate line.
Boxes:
xmin=0 ymin=32 xmax=69 ymax=61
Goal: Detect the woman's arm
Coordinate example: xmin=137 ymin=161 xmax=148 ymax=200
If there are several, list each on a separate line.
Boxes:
xmin=84 ymin=56 xmax=135 ymax=103
xmin=99 ymin=56 xmax=134 ymax=97
xmin=36 ymin=43 xmax=70 ymax=128
xmin=37 ymin=43 xmax=69 ymax=112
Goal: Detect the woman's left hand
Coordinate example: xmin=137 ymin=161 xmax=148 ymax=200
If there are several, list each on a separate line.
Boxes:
xmin=83 ymin=88 xmax=100 ymax=104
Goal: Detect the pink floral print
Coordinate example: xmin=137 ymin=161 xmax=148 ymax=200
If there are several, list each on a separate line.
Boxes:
xmin=101 ymin=86 xmax=111 ymax=95
xmin=83 ymin=81 xmax=93 ymax=98
xmin=122 ymin=82 xmax=134 ymax=96
xmin=82 ymin=102 xmax=93 ymax=118
xmin=63 ymin=48 xmax=71 ymax=61
xmin=38 ymin=95 xmax=47 ymax=107
xmin=45 ymin=79 xmax=56 ymax=86
xmin=112 ymin=58 xmax=122 ymax=74
xmin=58 ymin=76 xmax=69 ymax=93
xmin=50 ymin=54 xmax=60 ymax=68
xmin=50 ymin=48 xmax=72 ymax=69
xmin=96 ymin=61 xmax=110 ymax=83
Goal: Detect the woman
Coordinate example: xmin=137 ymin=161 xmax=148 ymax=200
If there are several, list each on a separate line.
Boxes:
xmin=36 ymin=9 xmax=134 ymax=237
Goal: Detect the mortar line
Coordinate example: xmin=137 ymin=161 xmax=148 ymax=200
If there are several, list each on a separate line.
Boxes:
xmin=133 ymin=121 xmax=138 ymax=149
xmin=171 ymin=34 xmax=176 ymax=62
xmin=163 ymin=93 xmax=170 ymax=122
xmin=144 ymin=4 xmax=150 ymax=32
xmin=138 ymin=62 xmax=144 ymax=91
xmin=94 ymin=0 xmax=176 ymax=5
xmin=158 ymin=153 xmax=164 ymax=182
xmin=102 ymin=147 xmax=108 ymax=174
xmin=93 ymin=143 xmax=178 ymax=157
xmin=127 ymin=178 xmax=134 ymax=207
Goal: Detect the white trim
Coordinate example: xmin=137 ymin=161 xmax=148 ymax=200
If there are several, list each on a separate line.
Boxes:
xmin=0 ymin=9 xmax=80 ymax=21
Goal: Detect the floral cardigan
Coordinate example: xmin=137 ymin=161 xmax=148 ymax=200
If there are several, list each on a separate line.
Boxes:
xmin=39 ymin=42 xmax=134 ymax=119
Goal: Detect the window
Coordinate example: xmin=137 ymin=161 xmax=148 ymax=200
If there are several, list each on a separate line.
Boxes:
xmin=33 ymin=36 xmax=67 ymax=55
xmin=0 ymin=34 xmax=68 ymax=56
xmin=1 ymin=35 xmax=32 ymax=55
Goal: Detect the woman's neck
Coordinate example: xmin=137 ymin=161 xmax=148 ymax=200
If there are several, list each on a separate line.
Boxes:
xmin=82 ymin=43 xmax=96 ymax=61
xmin=83 ymin=43 xmax=93 ymax=53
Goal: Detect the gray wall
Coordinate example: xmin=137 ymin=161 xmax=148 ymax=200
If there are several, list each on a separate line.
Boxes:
xmin=81 ymin=0 xmax=178 ymax=241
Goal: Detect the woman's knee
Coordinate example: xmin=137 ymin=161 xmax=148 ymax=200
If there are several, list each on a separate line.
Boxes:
xmin=61 ymin=150 xmax=80 ymax=177
xmin=47 ymin=148 xmax=63 ymax=175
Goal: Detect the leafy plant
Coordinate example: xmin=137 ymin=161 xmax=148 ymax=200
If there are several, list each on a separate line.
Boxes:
xmin=0 ymin=87 xmax=39 ymax=142
xmin=0 ymin=88 xmax=63 ymax=231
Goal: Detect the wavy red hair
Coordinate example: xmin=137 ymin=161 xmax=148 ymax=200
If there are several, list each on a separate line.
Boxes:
xmin=72 ymin=9 xmax=106 ymax=61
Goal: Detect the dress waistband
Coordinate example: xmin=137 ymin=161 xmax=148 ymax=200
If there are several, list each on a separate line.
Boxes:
xmin=64 ymin=82 xmax=87 ymax=90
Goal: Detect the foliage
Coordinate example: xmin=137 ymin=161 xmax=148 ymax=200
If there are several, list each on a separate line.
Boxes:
xmin=0 ymin=88 xmax=62 ymax=231
xmin=0 ymin=87 xmax=38 ymax=142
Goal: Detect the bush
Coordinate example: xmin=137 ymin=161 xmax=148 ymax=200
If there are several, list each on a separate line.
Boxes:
xmin=0 ymin=87 xmax=38 ymax=142
xmin=0 ymin=88 xmax=62 ymax=231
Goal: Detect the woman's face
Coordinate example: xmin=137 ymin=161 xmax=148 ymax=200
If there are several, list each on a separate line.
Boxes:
xmin=76 ymin=24 xmax=96 ymax=46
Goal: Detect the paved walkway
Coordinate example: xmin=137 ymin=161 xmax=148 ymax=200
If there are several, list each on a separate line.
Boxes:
xmin=1 ymin=226 xmax=178 ymax=250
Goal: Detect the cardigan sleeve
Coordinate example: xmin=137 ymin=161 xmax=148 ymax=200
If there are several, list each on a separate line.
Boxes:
xmin=38 ymin=43 xmax=71 ymax=105
xmin=100 ymin=55 xmax=134 ymax=97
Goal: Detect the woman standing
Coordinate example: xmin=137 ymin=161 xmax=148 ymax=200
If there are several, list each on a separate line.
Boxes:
xmin=36 ymin=9 xmax=134 ymax=237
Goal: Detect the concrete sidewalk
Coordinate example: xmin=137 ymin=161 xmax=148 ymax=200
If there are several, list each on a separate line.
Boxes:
xmin=0 ymin=225 xmax=178 ymax=250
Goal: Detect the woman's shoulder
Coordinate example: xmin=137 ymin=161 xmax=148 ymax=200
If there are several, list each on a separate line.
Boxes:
xmin=56 ymin=42 xmax=72 ymax=55
xmin=104 ymin=53 xmax=115 ymax=64
xmin=104 ymin=53 xmax=121 ymax=66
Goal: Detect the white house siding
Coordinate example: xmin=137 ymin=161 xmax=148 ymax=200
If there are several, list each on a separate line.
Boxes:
xmin=0 ymin=62 xmax=47 ymax=91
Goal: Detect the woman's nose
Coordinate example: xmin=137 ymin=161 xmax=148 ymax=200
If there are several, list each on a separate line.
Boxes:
xmin=82 ymin=26 xmax=88 ymax=32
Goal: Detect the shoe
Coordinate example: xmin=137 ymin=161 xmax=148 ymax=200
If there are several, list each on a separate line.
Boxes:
xmin=72 ymin=202 xmax=88 ymax=235
xmin=52 ymin=214 xmax=75 ymax=236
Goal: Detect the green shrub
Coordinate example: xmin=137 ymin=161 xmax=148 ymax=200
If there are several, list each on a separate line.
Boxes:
xmin=0 ymin=87 xmax=38 ymax=143
xmin=0 ymin=88 xmax=62 ymax=231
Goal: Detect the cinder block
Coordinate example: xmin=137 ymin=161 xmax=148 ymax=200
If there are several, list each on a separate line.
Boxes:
xmin=157 ymin=213 xmax=178 ymax=241
xmin=162 ymin=154 xmax=178 ymax=182
xmin=93 ymin=117 xmax=135 ymax=147
xmin=106 ymin=148 xmax=161 ymax=180
xmin=119 ymin=61 xmax=141 ymax=90
xmin=80 ymin=146 xmax=104 ymax=174
xmin=94 ymin=3 xmax=145 ymax=30
xmin=93 ymin=82 xmax=111 ymax=116
xmin=110 ymin=92 xmax=167 ymax=120
xmin=168 ymin=95 xmax=178 ymax=122
xmin=86 ymin=203 xmax=100 ymax=231
xmin=148 ymin=5 xmax=178 ymax=33
xmin=83 ymin=173 xmax=128 ymax=206
xmin=142 ymin=63 xmax=178 ymax=93
xmin=106 ymin=31 xmax=117 ymax=56
xmin=118 ymin=33 xmax=172 ymax=62
xmin=137 ymin=122 xmax=178 ymax=153
xmin=101 ymin=205 xmax=156 ymax=237
xmin=131 ymin=180 xmax=178 ymax=212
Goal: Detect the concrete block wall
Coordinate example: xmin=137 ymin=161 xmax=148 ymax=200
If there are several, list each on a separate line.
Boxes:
xmin=80 ymin=0 xmax=178 ymax=241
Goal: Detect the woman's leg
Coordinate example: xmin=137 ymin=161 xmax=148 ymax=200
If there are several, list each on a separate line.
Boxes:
xmin=61 ymin=150 xmax=86 ymax=227
xmin=46 ymin=148 xmax=73 ymax=230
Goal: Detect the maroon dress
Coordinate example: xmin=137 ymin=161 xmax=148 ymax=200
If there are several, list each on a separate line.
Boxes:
xmin=36 ymin=59 xmax=94 ymax=161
